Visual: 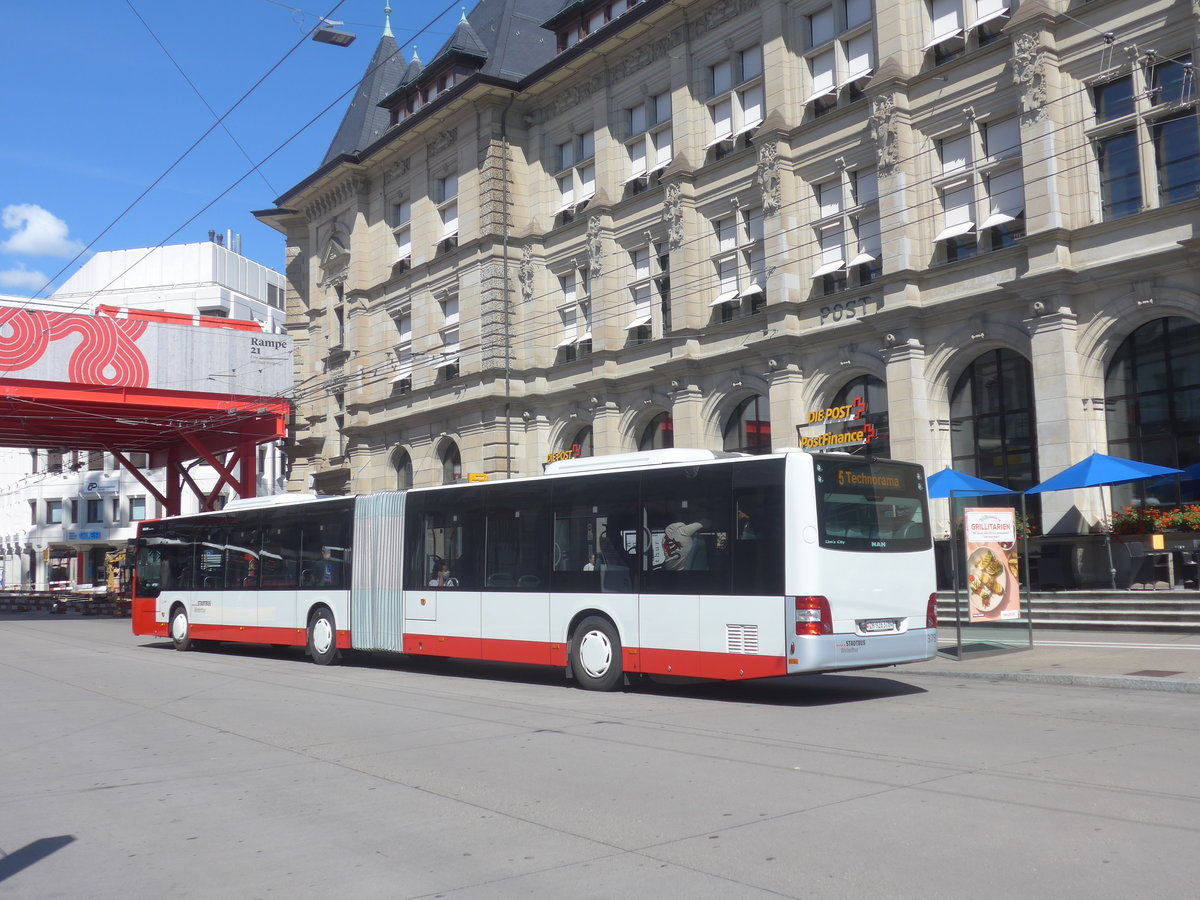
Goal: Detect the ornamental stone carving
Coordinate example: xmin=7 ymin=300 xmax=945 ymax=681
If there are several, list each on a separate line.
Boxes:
xmin=427 ymin=129 xmax=458 ymax=158
xmin=869 ymin=95 xmax=900 ymax=177
xmin=756 ymin=142 xmax=782 ymax=216
xmin=1012 ymin=32 xmax=1048 ymax=122
xmin=519 ymin=244 xmax=534 ymax=303
xmin=586 ymin=216 xmax=604 ymax=277
xmin=663 ymin=183 xmax=683 ymax=250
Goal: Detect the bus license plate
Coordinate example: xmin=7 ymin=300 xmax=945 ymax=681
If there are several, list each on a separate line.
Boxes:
xmin=861 ymin=619 xmax=896 ymax=633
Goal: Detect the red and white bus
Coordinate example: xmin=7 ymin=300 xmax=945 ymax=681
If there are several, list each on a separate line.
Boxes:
xmin=132 ymin=448 xmax=937 ymax=689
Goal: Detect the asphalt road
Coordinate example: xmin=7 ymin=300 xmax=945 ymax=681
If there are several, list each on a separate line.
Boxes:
xmin=2 ymin=616 xmax=1198 ymax=899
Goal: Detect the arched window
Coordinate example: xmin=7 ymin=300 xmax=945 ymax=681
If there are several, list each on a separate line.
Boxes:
xmin=638 ymin=412 xmax=673 ymax=450
xmin=570 ymin=425 xmax=593 ymax=458
xmin=439 ymin=441 xmax=462 ymax=485
xmin=392 ymin=448 xmax=413 ymax=490
xmin=832 ymin=374 xmax=889 ymax=458
xmin=723 ymin=395 xmax=771 ymax=455
xmin=950 ymin=349 xmax=1037 ymax=489
xmin=1105 ymin=316 xmax=1200 ymax=506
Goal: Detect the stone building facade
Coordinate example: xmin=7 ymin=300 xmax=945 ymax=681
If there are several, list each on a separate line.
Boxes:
xmin=256 ymin=0 xmax=1200 ymax=536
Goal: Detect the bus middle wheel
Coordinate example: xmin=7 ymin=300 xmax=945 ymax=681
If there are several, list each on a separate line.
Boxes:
xmin=307 ymin=607 xmax=339 ymax=665
xmin=570 ymin=616 xmax=623 ymax=691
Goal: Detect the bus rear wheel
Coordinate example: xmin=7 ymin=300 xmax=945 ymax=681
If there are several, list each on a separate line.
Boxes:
xmin=570 ymin=616 xmax=623 ymax=691
xmin=307 ymin=607 xmax=339 ymax=665
xmin=170 ymin=605 xmax=192 ymax=651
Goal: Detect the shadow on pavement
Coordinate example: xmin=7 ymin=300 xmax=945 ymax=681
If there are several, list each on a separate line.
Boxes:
xmin=140 ymin=639 xmax=928 ymax=704
xmin=0 ymin=835 xmax=76 ymax=884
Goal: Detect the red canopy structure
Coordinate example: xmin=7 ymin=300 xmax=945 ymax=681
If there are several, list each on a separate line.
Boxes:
xmin=0 ymin=304 xmax=292 ymax=516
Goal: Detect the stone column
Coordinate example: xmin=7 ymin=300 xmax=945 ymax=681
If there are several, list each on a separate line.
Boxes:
xmin=766 ymin=363 xmax=806 ymax=449
xmin=668 ymin=381 xmax=706 ymax=448
xmin=881 ymin=337 xmax=933 ymax=467
xmin=1027 ymin=302 xmax=1098 ymax=532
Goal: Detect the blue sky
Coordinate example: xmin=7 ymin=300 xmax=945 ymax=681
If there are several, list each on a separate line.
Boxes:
xmin=1 ymin=1 xmax=463 ymax=296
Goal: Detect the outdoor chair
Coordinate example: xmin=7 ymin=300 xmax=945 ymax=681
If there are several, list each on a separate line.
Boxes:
xmin=1126 ymin=542 xmax=1171 ymax=590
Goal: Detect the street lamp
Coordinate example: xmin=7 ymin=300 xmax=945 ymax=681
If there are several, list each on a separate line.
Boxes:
xmin=312 ymin=18 xmax=356 ymax=46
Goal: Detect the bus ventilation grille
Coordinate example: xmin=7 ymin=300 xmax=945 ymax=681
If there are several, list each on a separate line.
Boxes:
xmin=726 ymin=624 xmax=759 ymax=654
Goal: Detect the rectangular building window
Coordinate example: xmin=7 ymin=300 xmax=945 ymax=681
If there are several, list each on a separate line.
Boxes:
xmin=47 ymin=499 xmax=63 ymax=524
xmin=1097 ymin=130 xmax=1142 ymax=219
xmin=555 ymin=130 xmax=596 ymax=220
xmin=392 ymin=198 xmax=411 ymax=266
xmin=436 ymin=172 xmax=459 ymax=246
xmin=706 ymin=45 xmax=764 ymax=155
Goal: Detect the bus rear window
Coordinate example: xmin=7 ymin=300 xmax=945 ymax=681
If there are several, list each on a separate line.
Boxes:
xmin=813 ymin=457 xmax=930 ymax=552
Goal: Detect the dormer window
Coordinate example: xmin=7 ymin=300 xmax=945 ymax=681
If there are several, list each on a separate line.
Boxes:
xmin=554 ymin=0 xmax=642 ymax=53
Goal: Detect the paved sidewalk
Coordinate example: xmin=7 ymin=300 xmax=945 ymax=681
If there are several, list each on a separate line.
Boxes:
xmin=900 ymin=628 xmax=1200 ymax=692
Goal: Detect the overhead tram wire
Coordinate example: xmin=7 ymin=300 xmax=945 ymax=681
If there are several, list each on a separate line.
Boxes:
xmin=21 ymin=0 xmax=350 ymax=305
xmin=27 ymin=0 xmax=460 ymax=325
xmin=14 ymin=21 xmax=1180 ymax=428
xmin=309 ymin=57 xmax=1195 ymax=400
xmin=125 ymin=0 xmax=279 ymax=197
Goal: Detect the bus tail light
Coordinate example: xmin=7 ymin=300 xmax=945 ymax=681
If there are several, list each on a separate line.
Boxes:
xmin=794 ymin=595 xmax=832 ymax=635
xmin=926 ymin=593 xmax=939 ymax=629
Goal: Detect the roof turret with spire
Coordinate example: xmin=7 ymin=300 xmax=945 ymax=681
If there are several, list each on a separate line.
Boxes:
xmin=321 ymin=5 xmax=406 ymax=165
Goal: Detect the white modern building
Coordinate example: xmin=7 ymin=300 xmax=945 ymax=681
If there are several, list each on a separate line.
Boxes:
xmin=0 ymin=237 xmax=291 ymax=590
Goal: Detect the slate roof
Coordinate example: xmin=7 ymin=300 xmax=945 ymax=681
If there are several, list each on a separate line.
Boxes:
xmin=322 ymin=0 xmax=563 ymax=165
xmin=321 ymin=31 xmax=406 ymax=165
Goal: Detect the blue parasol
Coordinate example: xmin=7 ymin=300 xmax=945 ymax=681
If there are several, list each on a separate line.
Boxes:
xmin=1025 ymin=453 xmax=1183 ymax=589
xmin=927 ymin=467 xmax=1014 ymax=500
xmin=1025 ymin=453 xmax=1182 ymax=494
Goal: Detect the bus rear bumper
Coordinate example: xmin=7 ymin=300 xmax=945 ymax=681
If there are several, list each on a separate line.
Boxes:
xmin=788 ymin=627 xmax=938 ymax=673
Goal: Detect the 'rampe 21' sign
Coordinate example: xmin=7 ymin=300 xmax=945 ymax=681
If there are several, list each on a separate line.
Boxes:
xmin=797 ymin=396 xmax=876 ymax=449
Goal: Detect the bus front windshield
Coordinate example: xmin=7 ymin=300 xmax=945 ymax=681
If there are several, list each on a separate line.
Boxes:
xmin=813 ymin=456 xmax=930 ymax=552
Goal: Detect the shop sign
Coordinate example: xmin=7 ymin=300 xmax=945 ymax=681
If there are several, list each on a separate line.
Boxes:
xmin=797 ymin=397 xmax=875 ymax=449
xmin=467 ymin=473 xmax=488 ymax=483
xmin=82 ymin=479 xmax=119 ymax=496
xmin=545 ymin=444 xmax=582 ymax=464
xmin=963 ymin=507 xmax=1020 ymax=622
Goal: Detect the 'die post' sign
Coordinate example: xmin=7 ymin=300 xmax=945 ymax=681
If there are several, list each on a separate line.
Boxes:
xmin=963 ymin=507 xmax=1020 ymax=622
xmin=797 ymin=396 xmax=877 ymax=450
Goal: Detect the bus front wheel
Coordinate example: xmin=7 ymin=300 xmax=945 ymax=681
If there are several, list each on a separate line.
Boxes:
xmin=570 ymin=616 xmax=623 ymax=691
xmin=307 ymin=608 xmax=339 ymax=666
xmin=170 ymin=605 xmax=192 ymax=651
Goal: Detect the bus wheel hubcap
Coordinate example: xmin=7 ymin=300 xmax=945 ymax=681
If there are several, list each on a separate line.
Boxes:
xmin=312 ymin=619 xmax=333 ymax=654
xmin=578 ymin=630 xmax=611 ymax=677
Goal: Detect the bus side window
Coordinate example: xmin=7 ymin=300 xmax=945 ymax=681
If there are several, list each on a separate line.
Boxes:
xmin=483 ymin=482 xmax=551 ymax=591
xmin=640 ymin=465 xmax=731 ymax=595
xmin=731 ymin=458 xmax=785 ymax=596
xmin=198 ymin=524 xmax=229 ymax=590
xmin=409 ymin=488 xmax=482 ymax=589
xmin=262 ymin=524 xmax=300 ymax=588
xmin=550 ymin=471 xmax=639 ymax=594
xmin=227 ymin=522 xmax=262 ymax=590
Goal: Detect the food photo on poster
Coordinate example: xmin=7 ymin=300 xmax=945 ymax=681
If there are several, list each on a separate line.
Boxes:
xmin=963 ymin=507 xmax=1021 ymax=621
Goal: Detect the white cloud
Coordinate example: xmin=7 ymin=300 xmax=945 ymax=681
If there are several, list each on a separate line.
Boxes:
xmin=0 ymin=264 xmax=49 ymax=291
xmin=1 ymin=204 xmax=85 ymax=257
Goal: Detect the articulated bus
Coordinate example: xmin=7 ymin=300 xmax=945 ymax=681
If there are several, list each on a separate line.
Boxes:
xmin=132 ymin=448 xmax=937 ymax=689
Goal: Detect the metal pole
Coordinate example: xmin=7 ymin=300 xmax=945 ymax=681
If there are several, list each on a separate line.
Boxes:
xmin=950 ymin=489 xmax=962 ymax=660
xmin=501 ymin=95 xmax=514 ymax=479
xmin=1103 ymin=485 xmax=1116 ymax=590
xmin=1021 ymin=492 xmax=1032 ymax=648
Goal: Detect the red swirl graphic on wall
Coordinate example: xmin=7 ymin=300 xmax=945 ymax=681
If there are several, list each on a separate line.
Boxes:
xmin=0 ymin=308 xmax=150 ymax=387
xmin=0 ymin=308 xmax=51 ymax=369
